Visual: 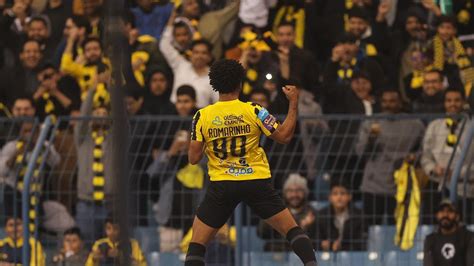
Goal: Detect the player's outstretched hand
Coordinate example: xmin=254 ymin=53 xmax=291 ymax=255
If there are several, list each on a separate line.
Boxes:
xmin=282 ymin=85 xmax=299 ymax=103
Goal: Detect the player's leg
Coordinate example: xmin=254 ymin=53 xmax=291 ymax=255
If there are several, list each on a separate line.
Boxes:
xmin=244 ymin=179 xmax=317 ymax=265
xmin=265 ymin=209 xmax=317 ymax=266
xmin=185 ymin=217 xmax=219 ymax=266
xmin=185 ymin=181 xmax=239 ymax=266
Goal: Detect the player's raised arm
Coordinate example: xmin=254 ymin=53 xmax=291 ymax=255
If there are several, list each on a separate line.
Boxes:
xmin=269 ymin=85 xmax=299 ymax=144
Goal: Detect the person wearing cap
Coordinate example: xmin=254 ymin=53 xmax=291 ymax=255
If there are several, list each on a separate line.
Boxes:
xmin=315 ymin=178 xmax=365 ymax=251
xmin=423 ymin=200 xmax=474 ymax=266
xmin=257 ymin=173 xmax=317 ymax=251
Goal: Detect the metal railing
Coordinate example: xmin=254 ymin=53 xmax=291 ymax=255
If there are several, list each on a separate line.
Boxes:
xmin=0 ymin=114 xmax=471 ymax=265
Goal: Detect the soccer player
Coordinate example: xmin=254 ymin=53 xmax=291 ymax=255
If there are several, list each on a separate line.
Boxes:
xmin=186 ymin=59 xmax=317 ymax=266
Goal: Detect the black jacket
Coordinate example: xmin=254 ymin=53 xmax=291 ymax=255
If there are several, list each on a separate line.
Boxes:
xmin=314 ymin=206 xmax=366 ymax=251
xmin=423 ymin=226 xmax=474 ymax=266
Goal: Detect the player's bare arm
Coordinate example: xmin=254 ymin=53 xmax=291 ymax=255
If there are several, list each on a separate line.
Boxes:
xmin=188 ymin=140 xmax=205 ymax=165
xmin=269 ymin=85 xmax=299 ymax=144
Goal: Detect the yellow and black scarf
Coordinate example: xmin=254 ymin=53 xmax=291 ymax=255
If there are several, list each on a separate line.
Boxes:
xmin=344 ymin=0 xmax=354 ymax=32
xmin=433 ymin=35 xmax=474 ymax=98
xmin=273 ymin=3 xmax=305 ymax=48
xmin=445 ymin=118 xmax=459 ymax=147
xmin=394 ymin=161 xmax=420 ymax=250
xmin=14 ymin=140 xmax=43 ymax=234
xmin=410 ymin=70 xmax=424 ymax=90
xmin=337 ymin=58 xmax=358 ymax=83
xmin=92 ymin=130 xmax=106 ymax=204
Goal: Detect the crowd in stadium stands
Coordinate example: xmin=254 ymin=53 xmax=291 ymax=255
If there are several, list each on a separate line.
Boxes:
xmin=0 ymin=0 xmax=474 ymax=264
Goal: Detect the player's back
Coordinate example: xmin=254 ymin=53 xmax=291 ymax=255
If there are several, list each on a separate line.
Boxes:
xmin=191 ymin=99 xmax=279 ymax=181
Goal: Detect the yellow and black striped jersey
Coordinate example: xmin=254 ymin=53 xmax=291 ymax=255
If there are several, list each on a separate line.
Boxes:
xmin=191 ymin=99 xmax=279 ymax=181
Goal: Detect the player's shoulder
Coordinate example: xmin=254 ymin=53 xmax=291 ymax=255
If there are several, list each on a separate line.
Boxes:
xmin=245 ymin=101 xmax=267 ymax=116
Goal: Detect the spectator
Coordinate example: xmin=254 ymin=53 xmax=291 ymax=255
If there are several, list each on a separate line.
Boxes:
xmin=125 ymin=88 xmax=146 ymax=116
xmin=149 ymin=85 xmax=201 ymax=252
xmin=74 ymin=88 xmax=113 ymax=242
xmin=236 ymin=29 xmax=278 ymax=101
xmin=391 ymin=9 xmax=429 ymax=97
xmin=26 ymin=16 xmax=55 ymax=59
xmin=0 ymin=0 xmax=33 ymax=57
xmin=0 ymin=216 xmax=45 ymax=266
xmin=347 ymin=6 xmax=389 ymax=58
xmin=53 ymin=15 xmax=91 ymax=67
xmin=178 ymin=0 xmax=240 ymax=59
xmin=33 ymin=62 xmax=81 ymax=120
xmin=315 ymin=179 xmax=365 ymax=251
xmin=160 ymin=16 xmax=217 ymax=108
xmin=322 ymin=34 xmax=385 ymax=95
xmin=11 ymin=96 xmax=36 ymax=118
xmin=421 ymin=88 xmax=473 ymax=224
xmin=356 ymin=89 xmax=425 ymax=225
xmin=412 ymin=69 xmax=446 ymax=113
xmin=60 ymin=35 xmax=111 ymax=100
xmin=131 ymin=0 xmax=173 ymax=40
xmin=323 ymin=71 xmax=380 ymax=114
xmin=75 ymin=0 xmax=103 ymax=37
xmin=0 ymin=121 xmax=60 ymax=216
xmin=142 ymin=68 xmax=175 ymax=115
xmin=238 ymin=0 xmax=276 ymax=29
xmin=249 ymin=89 xmax=270 ymax=109
xmin=266 ymin=23 xmax=320 ymax=99
xmin=428 ymin=16 xmax=474 ymax=90
xmin=402 ymin=48 xmax=430 ymax=102
xmin=52 ymin=227 xmax=88 ymax=266
xmin=86 ymin=217 xmax=147 ymax=266
xmin=257 ymin=174 xmax=317 ymax=251
xmin=43 ymin=0 xmax=73 ymax=47
xmin=122 ymin=10 xmax=169 ymax=88
xmin=0 ymin=40 xmax=43 ymax=105
xmin=171 ymin=21 xmax=193 ymax=58
xmin=423 ymin=200 xmax=474 ymax=266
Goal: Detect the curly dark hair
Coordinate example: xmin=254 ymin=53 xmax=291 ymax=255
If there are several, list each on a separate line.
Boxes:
xmin=209 ymin=59 xmax=245 ymax=94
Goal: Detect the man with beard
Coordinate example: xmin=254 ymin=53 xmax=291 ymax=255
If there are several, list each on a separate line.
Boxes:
xmin=60 ymin=33 xmax=110 ymax=100
xmin=160 ymin=11 xmax=217 ymax=108
xmin=423 ymin=200 xmax=474 ymax=266
xmin=25 ymin=16 xmax=55 ymax=59
xmin=257 ymin=174 xmax=317 ymax=251
xmin=74 ymin=87 xmax=112 ymax=243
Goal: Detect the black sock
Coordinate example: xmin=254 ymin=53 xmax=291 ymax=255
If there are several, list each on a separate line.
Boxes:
xmin=185 ymin=242 xmax=206 ymax=266
xmin=286 ymin=226 xmax=317 ymax=265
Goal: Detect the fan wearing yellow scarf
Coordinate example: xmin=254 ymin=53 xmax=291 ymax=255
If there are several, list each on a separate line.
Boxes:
xmin=33 ymin=63 xmax=81 ymax=121
xmin=432 ymin=16 xmax=474 ymax=100
xmin=123 ymin=11 xmax=170 ymax=88
xmin=60 ymin=34 xmax=112 ymax=101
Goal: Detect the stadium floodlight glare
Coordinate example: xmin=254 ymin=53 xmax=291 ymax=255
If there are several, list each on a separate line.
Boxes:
xmin=321 ymin=252 xmax=331 ymax=261
xmin=417 ymin=252 xmax=424 ymax=260
xmin=368 ymin=252 xmax=378 ymax=260
xmin=265 ymin=73 xmax=273 ymax=80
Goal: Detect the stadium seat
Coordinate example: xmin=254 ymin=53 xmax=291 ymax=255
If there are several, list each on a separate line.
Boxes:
xmin=241 ymin=226 xmax=265 ymax=252
xmin=414 ymin=225 xmax=434 ymax=252
xmin=148 ymin=252 xmax=182 ymax=265
xmin=245 ymin=252 xmax=290 ymax=266
xmin=309 ymin=201 xmax=329 ymax=211
xmin=368 ymin=226 xmax=398 ymax=252
xmin=383 ymin=251 xmax=422 ymax=266
xmin=133 ymin=226 xmax=159 ymax=254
